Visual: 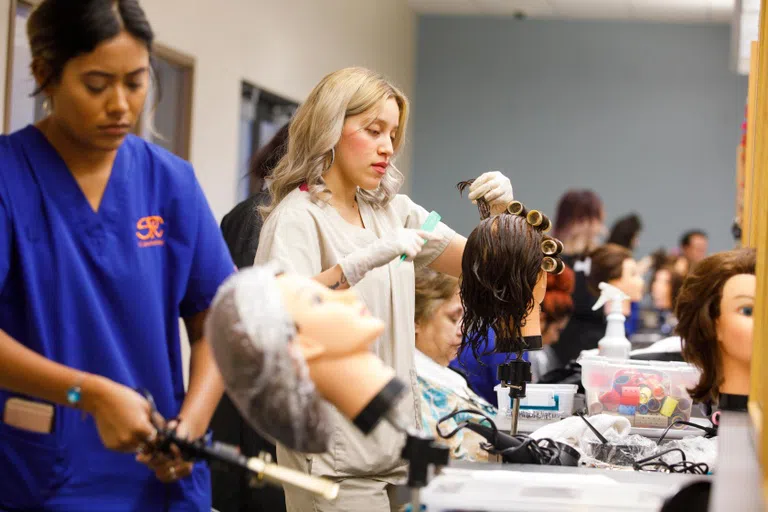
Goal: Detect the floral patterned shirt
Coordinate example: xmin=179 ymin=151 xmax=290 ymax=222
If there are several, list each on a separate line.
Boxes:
xmin=415 ymin=350 xmax=498 ymax=462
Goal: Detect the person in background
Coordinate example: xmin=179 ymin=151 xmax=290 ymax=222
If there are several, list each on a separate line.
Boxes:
xmin=650 ymin=262 xmax=685 ymax=336
xmin=413 ymin=268 xmax=496 ymax=462
xmin=212 ymin=126 xmax=290 ymax=512
xmin=607 ymin=213 xmax=642 ymax=252
xmin=549 ymin=189 xmax=605 ymax=370
xmin=679 ymin=229 xmax=709 ymax=270
xmin=451 ymin=267 xmax=576 ymax=405
xmin=552 ymin=189 xmax=606 ymax=259
xmin=220 ymin=122 xmax=289 ymax=269
xmin=0 ymin=1 xmax=234 ymax=510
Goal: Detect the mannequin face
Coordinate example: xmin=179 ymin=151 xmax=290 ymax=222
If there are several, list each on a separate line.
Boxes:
xmin=277 ymin=274 xmax=385 ymax=358
xmin=716 ymin=274 xmax=756 ymax=369
xmin=611 ymin=258 xmax=644 ymax=302
xmin=415 ymin=290 xmax=463 ymax=366
xmin=651 ymin=269 xmax=672 ymax=310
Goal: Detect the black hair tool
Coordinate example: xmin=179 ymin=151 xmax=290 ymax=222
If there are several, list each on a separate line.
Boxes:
xmin=137 ymin=389 xmax=339 ymax=500
xmin=436 ymin=409 xmax=579 ymax=467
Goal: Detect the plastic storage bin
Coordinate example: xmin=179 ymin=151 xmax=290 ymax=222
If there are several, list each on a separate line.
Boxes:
xmin=495 ymin=383 xmax=578 ymax=420
xmin=579 ymin=355 xmax=700 ymax=429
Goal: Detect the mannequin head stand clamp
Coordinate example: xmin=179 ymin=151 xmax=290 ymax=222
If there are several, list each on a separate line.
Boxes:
xmin=497 ymin=335 xmax=541 ymax=436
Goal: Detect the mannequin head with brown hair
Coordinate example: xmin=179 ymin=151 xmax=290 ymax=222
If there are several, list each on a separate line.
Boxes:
xmin=676 ymin=248 xmax=756 ymax=402
xmin=457 ymin=181 xmax=563 ymax=358
xmin=586 ymin=243 xmax=644 ymax=305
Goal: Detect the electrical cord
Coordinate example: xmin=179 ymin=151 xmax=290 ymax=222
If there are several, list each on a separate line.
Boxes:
xmin=578 ymin=411 xmax=715 ymax=474
xmin=656 ymin=419 xmax=718 ymax=445
xmin=633 ymin=447 xmax=709 ymax=475
xmin=435 ymin=408 xmax=564 ymax=465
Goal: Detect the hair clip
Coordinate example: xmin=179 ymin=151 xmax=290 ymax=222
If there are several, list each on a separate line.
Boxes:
xmin=506 ymin=200 xmax=527 ymax=217
xmin=526 ymin=210 xmax=552 ymax=233
xmin=541 ymin=237 xmax=564 ymax=256
xmin=542 ymin=256 xmax=564 ymax=275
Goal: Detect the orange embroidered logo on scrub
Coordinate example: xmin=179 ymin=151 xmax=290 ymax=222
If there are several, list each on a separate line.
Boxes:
xmin=136 ymin=215 xmax=165 ymax=247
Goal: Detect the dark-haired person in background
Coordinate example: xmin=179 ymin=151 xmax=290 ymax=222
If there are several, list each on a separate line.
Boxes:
xmin=679 ymin=229 xmax=709 ymax=270
xmin=0 ymin=1 xmax=234 ymax=510
xmin=220 ymin=123 xmax=289 ymax=268
xmin=211 ymin=125 xmax=290 ymax=512
xmin=607 ymin=213 xmax=642 ymax=252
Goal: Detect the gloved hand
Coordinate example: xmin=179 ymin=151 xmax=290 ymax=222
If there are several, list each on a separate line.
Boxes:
xmin=339 ymin=229 xmax=443 ymax=286
xmin=467 ymin=171 xmax=514 ymax=213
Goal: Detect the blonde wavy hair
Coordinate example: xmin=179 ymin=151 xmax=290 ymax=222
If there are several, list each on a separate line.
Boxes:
xmin=260 ymin=67 xmax=409 ymax=220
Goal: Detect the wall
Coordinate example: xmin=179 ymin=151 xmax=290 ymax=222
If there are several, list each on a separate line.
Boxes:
xmin=0 ymin=0 xmax=9 ymax=126
xmin=411 ymin=17 xmax=748 ymax=256
xmin=141 ymin=0 xmax=416 ymax=219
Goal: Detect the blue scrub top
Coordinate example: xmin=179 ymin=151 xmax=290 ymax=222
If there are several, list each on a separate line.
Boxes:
xmin=0 ymin=126 xmax=235 ymax=511
xmin=449 ymin=330 xmax=528 ymax=408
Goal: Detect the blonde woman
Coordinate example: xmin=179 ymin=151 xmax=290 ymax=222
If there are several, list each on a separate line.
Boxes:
xmin=255 ymin=67 xmax=514 ymax=511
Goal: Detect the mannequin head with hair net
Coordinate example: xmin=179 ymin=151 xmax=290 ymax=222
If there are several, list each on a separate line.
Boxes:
xmin=206 ymin=264 xmax=407 ymax=453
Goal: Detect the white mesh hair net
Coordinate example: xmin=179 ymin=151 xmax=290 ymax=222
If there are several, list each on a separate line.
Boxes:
xmin=206 ymin=263 xmax=331 ymax=453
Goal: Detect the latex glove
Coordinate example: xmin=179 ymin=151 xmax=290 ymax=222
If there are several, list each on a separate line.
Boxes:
xmin=467 ymin=171 xmax=514 ymax=212
xmin=339 ymin=229 xmax=443 ymax=286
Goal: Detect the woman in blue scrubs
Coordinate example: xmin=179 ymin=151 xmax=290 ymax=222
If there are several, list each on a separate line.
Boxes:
xmin=0 ymin=1 xmax=235 ymax=510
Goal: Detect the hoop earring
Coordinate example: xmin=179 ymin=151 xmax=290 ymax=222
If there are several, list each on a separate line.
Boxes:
xmin=329 ymin=148 xmax=335 ymax=166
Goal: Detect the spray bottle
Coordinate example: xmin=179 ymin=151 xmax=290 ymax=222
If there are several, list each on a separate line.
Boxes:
xmin=591 ymin=282 xmax=631 ymax=360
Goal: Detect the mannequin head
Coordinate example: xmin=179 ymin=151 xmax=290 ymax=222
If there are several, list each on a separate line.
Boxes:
xmin=586 ymin=244 xmax=644 ymax=302
xmin=414 ymin=269 xmax=462 ymax=366
xmin=456 ymin=187 xmax=561 ymax=357
xmin=676 ymin=248 xmax=756 ymax=401
xmin=208 ymin=264 xmax=403 ymax=449
xmin=277 ymin=273 xmax=384 ymax=358
xmin=650 ymin=265 xmax=684 ymax=311
xmin=541 ymin=267 xmax=575 ymax=345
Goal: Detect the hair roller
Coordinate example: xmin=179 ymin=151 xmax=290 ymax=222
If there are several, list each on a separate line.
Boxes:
xmin=542 ymin=256 xmax=565 ymax=275
xmin=527 ymin=210 xmax=552 ymax=233
xmin=541 ymin=237 xmax=564 ymax=256
xmin=506 ymin=200 xmax=528 ymax=217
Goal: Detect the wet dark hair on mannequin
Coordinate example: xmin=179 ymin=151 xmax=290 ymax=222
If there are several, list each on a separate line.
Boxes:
xmin=457 ymin=180 xmax=563 ymax=358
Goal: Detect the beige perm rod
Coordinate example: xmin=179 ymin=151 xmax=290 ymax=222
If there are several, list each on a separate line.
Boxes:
xmin=506 ymin=200 xmax=527 ymax=217
xmin=526 ymin=210 xmax=552 ymax=233
xmin=541 ymin=238 xmax=563 ymax=256
xmin=542 ymin=257 xmax=564 ymax=275
xmin=246 ymin=456 xmax=340 ymax=500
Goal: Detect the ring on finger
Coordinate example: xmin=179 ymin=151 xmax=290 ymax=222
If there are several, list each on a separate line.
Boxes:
xmin=169 ymin=466 xmax=177 ymax=480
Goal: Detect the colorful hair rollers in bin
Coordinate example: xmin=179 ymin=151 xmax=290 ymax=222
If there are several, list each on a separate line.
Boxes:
xmin=593 ymin=368 xmax=694 ymax=429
